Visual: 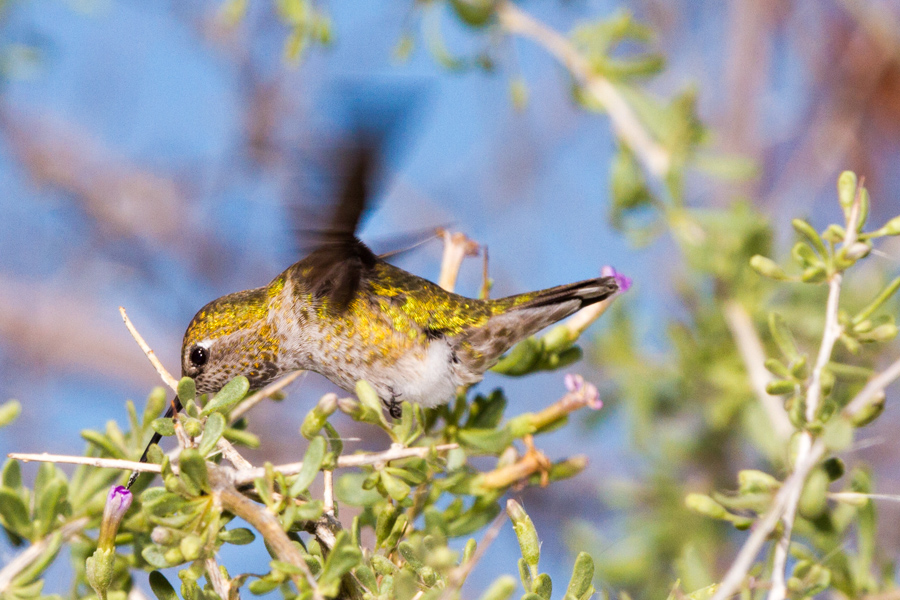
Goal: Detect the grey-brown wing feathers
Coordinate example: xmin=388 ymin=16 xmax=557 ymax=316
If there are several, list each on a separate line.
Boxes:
xmin=456 ymin=276 xmax=618 ymax=373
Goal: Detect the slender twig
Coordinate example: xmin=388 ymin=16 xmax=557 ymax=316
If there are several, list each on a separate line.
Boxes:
xmin=804 ymin=276 xmax=844 ymax=424
xmin=323 ymin=470 xmax=335 ymax=517
xmin=205 ymin=557 xmax=232 ymax=598
xmin=217 ymin=438 xmax=252 ymax=470
xmin=437 ymin=229 xmax=479 ymax=292
xmin=830 ymin=492 xmax=900 ymax=503
xmin=233 ymin=443 xmax=459 ymax=486
xmin=8 ymin=443 xmax=460 ymax=484
xmin=437 ymin=510 xmax=508 ymax=600
xmin=8 ymin=453 xmax=164 ymax=473
xmin=230 ymin=370 xmax=306 ymax=422
xmin=119 ymin=306 xmax=178 ymax=392
xmin=216 ymin=485 xmax=322 ymax=599
xmin=710 ymin=439 xmax=827 ymax=600
xmin=0 ymin=517 xmax=89 ymax=592
xmin=718 ymin=198 xmax=872 ymax=600
xmin=766 ymin=285 xmax=842 ymax=600
xmin=496 ymin=1 xmax=670 ymax=179
xmin=843 ymin=354 xmax=900 ymax=417
xmin=723 ymin=301 xmax=793 ymax=440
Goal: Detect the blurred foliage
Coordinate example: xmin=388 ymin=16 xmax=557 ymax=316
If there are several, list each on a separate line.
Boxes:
xmin=3 ymin=2 xmax=900 ymax=600
xmin=0 ymin=353 xmax=608 ymax=598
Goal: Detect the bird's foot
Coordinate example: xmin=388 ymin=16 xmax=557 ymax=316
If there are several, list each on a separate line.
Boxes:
xmin=386 ymin=397 xmax=402 ymax=419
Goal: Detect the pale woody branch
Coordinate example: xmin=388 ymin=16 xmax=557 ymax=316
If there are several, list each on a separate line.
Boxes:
xmin=0 ymin=517 xmax=90 ymax=592
xmin=723 ymin=300 xmax=793 ymax=441
xmin=496 ymin=0 xmax=671 ymax=180
xmin=119 ymin=306 xmax=178 ymax=392
xmin=437 ymin=229 xmax=479 ymax=293
xmin=712 ymin=190 xmax=894 ymax=600
xmin=7 ymin=443 xmax=460 ymax=483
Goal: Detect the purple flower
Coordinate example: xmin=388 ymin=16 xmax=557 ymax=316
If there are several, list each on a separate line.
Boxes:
xmin=98 ymin=485 xmax=132 ymax=551
xmin=564 ymin=373 xmax=603 ymax=410
xmin=602 ymin=266 xmax=633 ymax=294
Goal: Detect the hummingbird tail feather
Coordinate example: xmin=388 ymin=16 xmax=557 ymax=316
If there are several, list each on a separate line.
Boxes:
xmin=509 ymin=276 xmax=619 ymax=311
xmin=458 ymin=276 xmax=618 ymax=373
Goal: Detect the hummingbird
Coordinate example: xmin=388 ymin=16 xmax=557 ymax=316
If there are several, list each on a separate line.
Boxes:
xmin=127 ymin=137 xmax=617 ymax=488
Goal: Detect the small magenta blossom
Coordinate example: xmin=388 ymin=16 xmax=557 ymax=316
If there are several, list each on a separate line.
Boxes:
xmin=602 ymin=265 xmax=633 ymax=294
xmin=564 ymin=373 xmax=602 ymax=410
xmin=86 ymin=485 xmax=133 ymax=599
xmin=98 ymin=485 xmax=132 ymax=551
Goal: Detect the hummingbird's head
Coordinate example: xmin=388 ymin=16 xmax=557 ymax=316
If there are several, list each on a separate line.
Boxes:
xmin=180 ymin=287 xmax=283 ymax=395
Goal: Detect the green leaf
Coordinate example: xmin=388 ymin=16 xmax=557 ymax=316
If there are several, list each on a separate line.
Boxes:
xmin=380 ymin=470 xmax=411 ymax=502
xmin=223 ymin=427 xmax=260 ymax=448
xmin=151 ymin=418 xmax=176 ymax=437
xmin=449 ymin=0 xmax=497 ymax=27
xmin=798 ymin=467 xmax=829 ymax=520
xmin=518 ymin=557 xmax=533 ymax=591
xmin=532 ymin=574 xmax=552 ymax=599
xmin=566 ymin=552 xmax=595 ymax=599
xmin=199 ymin=376 xmax=250 ymax=417
xmin=491 ymin=337 xmax=542 ymax=376
xmin=142 ymin=546 xmax=172 ymax=569
xmin=35 ymin=478 xmax=67 ymax=537
xmin=149 ymin=570 xmax=179 ymax=600
xmin=792 ymin=219 xmax=827 ymax=258
xmin=219 ymin=527 xmax=255 ymax=545
xmin=177 ymin=377 xmax=196 ymax=404
xmin=81 ymin=429 xmax=126 ymax=459
xmin=10 ymin=529 xmax=62 ymax=586
xmin=0 ymin=487 xmax=32 ymax=537
xmin=142 ymin=491 xmax=191 ymax=516
xmin=289 ymin=435 xmax=327 ymax=496
xmin=178 ymin=449 xmax=210 ymax=495
xmin=2 ymin=459 xmax=22 ymax=490
xmin=335 ymin=472 xmax=383 ymax=507
xmin=458 ymin=427 xmax=514 ymax=454
xmin=198 ymin=413 xmax=226 ymax=458
xmin=508 ymin=500 xmax=540 ymax=569
xmin=768 ymin=313 xmax=801 ymax=362
xmin=318 ymin=531 xmax=363 ymax=597
xmin=749 ymin=255 xmax=789 ymax=280
xmin=478 ymin=575 xmax=516 ymax=600
xmin=0 ymin=399 xmax=21 ymax=428
xmin=142 ymin=387 xmax=168 ymax=428
xmin=837 ymin=170 xmax=858 ymax=210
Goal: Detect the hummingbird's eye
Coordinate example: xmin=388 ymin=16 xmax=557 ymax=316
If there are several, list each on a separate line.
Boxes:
xmin=189 ymin=346 xmax=209 ymax=368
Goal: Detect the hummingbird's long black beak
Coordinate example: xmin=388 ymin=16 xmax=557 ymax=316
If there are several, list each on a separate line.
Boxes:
xmin=126 ymin=395 xmax=183 ymax=489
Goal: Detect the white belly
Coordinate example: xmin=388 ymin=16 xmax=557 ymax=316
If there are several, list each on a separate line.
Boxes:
xmin=375 ymin=340 xmax=460 ymax=407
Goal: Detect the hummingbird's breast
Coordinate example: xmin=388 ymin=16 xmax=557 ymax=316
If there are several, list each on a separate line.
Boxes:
xmin=273 ymin=261 xmax=487 ymax=406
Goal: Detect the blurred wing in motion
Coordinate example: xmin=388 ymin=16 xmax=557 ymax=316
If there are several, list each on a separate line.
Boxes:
xmin=293 ymin=137 xmax=382 ymax=311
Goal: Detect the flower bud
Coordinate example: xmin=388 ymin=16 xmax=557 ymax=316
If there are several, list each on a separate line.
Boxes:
xmin=837 ymin=171 xmax=857 ymax=209
xmin=86 ymin=486 xmax=133 ymax=599
xmin=337 ymin=396 xmax=361 ymax=417
xmin=601 ymin=265 xmax=633 ymax=293
xmin=98 ymin=486 xmax=132 ymax=552
xmin=507 ymin=499 xmax=540 ymax=569
xmin=738 ymin=470 xmax=780 ymax=494
xmin=844 ymin=242 xmax=871 ymax=261
xmin=879 ymin=215 xmax=900 ymax=236
xmin=750 ymin=255 xmax=789 ymax=280
xmin=151 ymin=526 xmax=175 ymax=545
xmin=684 ymin=493 xmax=727 ymax=519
